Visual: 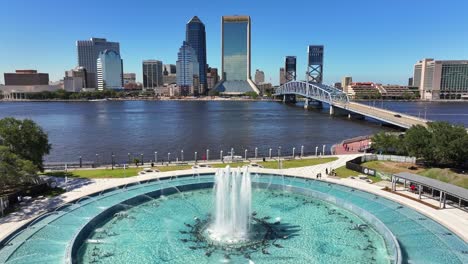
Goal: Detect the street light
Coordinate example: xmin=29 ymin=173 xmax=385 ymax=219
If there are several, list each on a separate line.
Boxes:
xmin=301 ymin=145 xmax=304 ymax=158
xmin=79 ymin=156 xmax=82 ymax=168
xmin=292 ymin=147 xmax=296 ymax=158
xmin=230 ymin=148 xmax=234 ymax=160
xmin=195 ymin=152 xmax=198 ymax=164
xmin=181 ymin=150 xmax=184 ymax=162
xmin=168 ymin=152 xmax=171 ymax=163
xmin=255 ymin=147 xmax=258 ymax=159
xmin=278 ymin=146 xmax=281 ymax=158
xmin=154 ymin=152 xmax=158 ymax=163
xmin=322 ymin=145 xmax=326 ymax=156
xmin=206 ymin=149 xmax=209 ymax=161
xmin=245 ymin=149 xmax=248 ymax=160
xmin=111 ymin=153 xmax=115 ymax=170
xmin=315 ymin=146 xmax=318 ymax=156
xmin=140 ymin=154 xmax=144 ymax=165
xmin=269 ymin=148 xmax=272 ymax=159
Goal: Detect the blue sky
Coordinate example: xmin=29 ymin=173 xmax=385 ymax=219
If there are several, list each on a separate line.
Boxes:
xmin=1 ymin=0 xmax=468 ymax=86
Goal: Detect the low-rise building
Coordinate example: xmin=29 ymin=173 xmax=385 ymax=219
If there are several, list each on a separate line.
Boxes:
xmin=4 ymin=70 xmax=49 ymax=86
xmin=0 ymin=85 xmax=61 ymax=100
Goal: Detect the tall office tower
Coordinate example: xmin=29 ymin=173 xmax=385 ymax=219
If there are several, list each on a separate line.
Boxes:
xmin=342 ymin=76 xmax=353 ymax=93
xmin=142 ymin=60 xmax=163 ymax=90
xmin=77 ymin=38 xmax=120 ymax=88
xmin=254 ymin=69 xmax=265 ymax=84
xmin=186 ymin=16 xmax=207 ymax=93
xmin=279 ymin=67 xmax=286 ymax=85
xmin=176 ymin=41 xmax=200 ymax=95
xmin=307 ymin=45 xmax=324 ymax=83
xmin=96 ymin=50 xmax=123 ymax=90
xmin=214 ymin=15 xmax=259 ymax=94
xmin=285 ymin=56 xmax=297 ymax=82
xmin=4 ymin=70 xmax=49 ymax=85
xmin=413 ymin=58 xmax=468 ymax=100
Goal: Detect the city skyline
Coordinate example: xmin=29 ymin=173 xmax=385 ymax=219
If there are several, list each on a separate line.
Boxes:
xmin=1 ymin=0 xmax=468 ymax=86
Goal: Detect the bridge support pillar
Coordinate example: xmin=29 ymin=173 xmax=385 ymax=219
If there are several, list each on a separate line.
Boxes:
xmin=329 ymin=105 xmax=334 ymax=115
xmin=282 ymin=94 xmax=296 ymax=104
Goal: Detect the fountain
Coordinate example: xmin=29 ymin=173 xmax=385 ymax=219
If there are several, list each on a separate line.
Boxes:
xmin=207 ymin=166 xmax=252 ymax=244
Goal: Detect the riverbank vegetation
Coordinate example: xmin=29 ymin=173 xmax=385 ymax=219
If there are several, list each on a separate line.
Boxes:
xmin=0 ymin=118 xmax=51 ymax=191
xmin=371 ymin=121 xmax=468 ymax=169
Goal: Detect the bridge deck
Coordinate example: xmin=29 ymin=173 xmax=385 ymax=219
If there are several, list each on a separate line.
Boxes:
xmin=335 ymin=102 xmax=428 ymax=128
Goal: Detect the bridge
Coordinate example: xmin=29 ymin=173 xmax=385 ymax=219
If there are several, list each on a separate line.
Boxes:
xmin=274 ymin=81 xmax=429 ymax=129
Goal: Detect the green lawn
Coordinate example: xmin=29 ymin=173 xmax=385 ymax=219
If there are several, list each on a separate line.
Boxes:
xmin=43 ymin=165 xmax=192 ymax=179
xmin=361 ymin=161 xmax=467 ymax=188
xmin=260 ymin=157 xmax=338 ymax=169
xmin=42 ymin=157 xmax=337 ymax=179
xmin=335 ymin=166 xmax=383 ymax=183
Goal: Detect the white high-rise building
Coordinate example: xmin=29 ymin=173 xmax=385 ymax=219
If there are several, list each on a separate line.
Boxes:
xmin=96 ymin=50 xmax=123 ymax=90
xmin=413 ymin=59 xmax=468 ymax=100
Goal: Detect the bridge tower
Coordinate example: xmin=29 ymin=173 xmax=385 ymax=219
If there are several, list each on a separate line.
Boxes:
xmin=284 ymin=56 xmax=297 ymax=82
xmin=306 ymin=45 xmax=324 ymax=84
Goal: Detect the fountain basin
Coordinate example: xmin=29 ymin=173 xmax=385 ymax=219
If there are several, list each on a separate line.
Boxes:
xmin=0 ymin=173 xmax=466 ymax=264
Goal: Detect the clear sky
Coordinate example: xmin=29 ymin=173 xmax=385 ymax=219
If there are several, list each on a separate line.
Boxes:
xmin=1 ymin=0 xmax=468 ymax=86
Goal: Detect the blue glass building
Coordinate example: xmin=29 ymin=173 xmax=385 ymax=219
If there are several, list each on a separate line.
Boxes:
xmin=186 ymin=16 xmax=207 ymax=94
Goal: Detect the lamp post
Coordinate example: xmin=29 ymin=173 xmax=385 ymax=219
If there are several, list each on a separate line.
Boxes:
xmin=322 ymin=145 xmax=326 ymax=156
xmin=195 ymin=152 xmax=198 ymax=164
xmin=315 ymin=146 xmax=318 ymax=156
xmin=206 ymin=149 xmax=209 ymax=161
xmin=278 ymin=146 xmax=281 ymax=158
xmin=181 ymin=150 xmax=184 ymax=162
xmin=230 ymin=148 xmax=234 ymax=160
xmin=269 ymin=148 xmax=272 ymax=159
xmin=245 ymin=149 xmax=248 ymax=160
xmin=301 ymin=145 xmax=304 ymax=158
xmin=154 ymin=152 xmax=158 ymax=163
xmin=220 ymin=150 xmax=223 ymax=161
xmin=79 ymin=156 xmax=82 ymax=168
xmin=140 ymin=154 xmax=144 ymax=165
xmin=255 ymin=147 xmax=258 ymax=159
xmin=111 ymin=153 xmax=115 ymax=170
xmin=292 ymin=147 xmax=295 ymax=158
xmin=168 ymin=152 xmax=171 ymax=163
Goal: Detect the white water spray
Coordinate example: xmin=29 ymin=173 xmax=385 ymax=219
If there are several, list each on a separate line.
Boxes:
xmin=208 ymin=166 xmax=252 ymax=243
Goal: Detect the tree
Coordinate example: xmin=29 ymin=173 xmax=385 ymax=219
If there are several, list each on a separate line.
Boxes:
xmin=0 ymin=118 xmax=51 ymax=171
xmin=0 ymin=146 xmax=38 ymax=187
xmin=403 ymin=124 xmax=432 ymax=161
xmin=371 ymin=132 xmax=406 ymax=155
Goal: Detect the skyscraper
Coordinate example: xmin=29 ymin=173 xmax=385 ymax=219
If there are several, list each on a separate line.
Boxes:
xmin=142 ymin=60 xmax=163 ymax=90
xmin=215 ymin=15 xmax=259 ymax=94
xmin=77 ymin=38 xmax=120 ymax=88
xmin=285 ymin=56 xmax=297 ymax=82
xmin=254 ymin=69 xmax=265 ymax=84
xmin=96 ymin=50 xmax=123 ymax=90
xmin=307 ymin=45 xmax=324 ymax=83
xmin=186 ymin=16 xmax=207 ymax=93
xmin=176 ymin=41 xmax=200 ymax=95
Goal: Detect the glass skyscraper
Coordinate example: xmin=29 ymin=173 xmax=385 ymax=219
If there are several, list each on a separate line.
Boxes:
xmin=176 ymin=41 xmax=200 ymax=95
xmin=186 ymin=16 xmax=207 ymax=93
xmin=214 ymin=15 xmax=259 ymax=94
xmin=96 ymin=50 xmax=123 ymax=90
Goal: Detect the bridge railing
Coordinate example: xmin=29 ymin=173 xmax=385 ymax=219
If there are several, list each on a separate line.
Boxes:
xmin=275 ymin=81 xmax=349 ymax=104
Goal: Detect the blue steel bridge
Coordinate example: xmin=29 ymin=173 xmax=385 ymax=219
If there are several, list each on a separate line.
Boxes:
xmin=274 ymin=81 xmax=429 ymax=129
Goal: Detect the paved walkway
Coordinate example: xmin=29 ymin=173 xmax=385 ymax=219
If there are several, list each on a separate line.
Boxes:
xmin=1 ymin=154 xmax=467 ymax=244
